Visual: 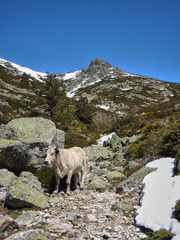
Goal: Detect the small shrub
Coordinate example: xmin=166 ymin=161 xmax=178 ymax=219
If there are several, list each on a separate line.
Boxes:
xmin=145 ymin=229 xmax=174 ymax=240
xmin=174 ymin=152 xmax=180 ymax=175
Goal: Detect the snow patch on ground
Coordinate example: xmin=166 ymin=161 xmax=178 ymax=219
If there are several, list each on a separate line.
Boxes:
xmin=136 ymin=157 xmax=180 ymax=239
xmin=97 ymin=132 xmax=115 ymax=146
xmin=96 ymin=104 xmax=110 ymax=111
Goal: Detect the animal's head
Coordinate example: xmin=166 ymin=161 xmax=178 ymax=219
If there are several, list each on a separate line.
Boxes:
xmin=45 ymin=145 xmax=59 ymax=165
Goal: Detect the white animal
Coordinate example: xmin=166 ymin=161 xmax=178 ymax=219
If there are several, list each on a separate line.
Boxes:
xmin=45 ymin=146 xmax=86 ymax=194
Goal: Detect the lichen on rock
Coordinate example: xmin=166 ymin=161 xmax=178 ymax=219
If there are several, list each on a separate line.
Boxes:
xmin=5 ymin=171 xmax=49 ymax=209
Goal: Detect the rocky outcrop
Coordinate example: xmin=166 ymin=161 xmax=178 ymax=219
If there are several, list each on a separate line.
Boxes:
xmin=84 ymin=144 xmax=114 ymax=162
xmin=82 ymin=58 xmax=112 ymax=76
xmin=0 ymin=117 xmax=65 ymax=172
xmin=103 ymin=133 xmax=139 ymax=149
xmin=5 ymin=171 xmax=49 ymax=209
xmin=116 ymin=166 xmax=156 ymax=193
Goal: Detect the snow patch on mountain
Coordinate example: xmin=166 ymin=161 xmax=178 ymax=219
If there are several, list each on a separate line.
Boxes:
xmin=0 ymin=58 xmax=46 ymax=81
xmin=62 ymin=70 xmax=82 ymax=80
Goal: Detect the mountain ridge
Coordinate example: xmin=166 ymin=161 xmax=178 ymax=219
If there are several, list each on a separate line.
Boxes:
xmin=0 ymin=57 xmax=179 ymax=122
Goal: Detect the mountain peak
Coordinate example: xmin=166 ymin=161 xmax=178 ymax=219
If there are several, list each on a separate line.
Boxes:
xmin=89 ymin=58 xmax=112 ymax=68
xmin=82 ymin=58 xmax=112 ymax=76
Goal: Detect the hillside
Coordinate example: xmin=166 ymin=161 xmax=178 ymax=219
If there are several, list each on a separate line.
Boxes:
xmin=0 ymin=57 xmax=179 ymax=119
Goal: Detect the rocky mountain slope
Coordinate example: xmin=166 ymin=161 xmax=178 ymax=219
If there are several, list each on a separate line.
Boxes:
xmin=0 ymin=57 xmax=179 ymax=121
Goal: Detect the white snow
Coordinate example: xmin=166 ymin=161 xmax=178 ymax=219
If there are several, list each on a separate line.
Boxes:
xmin=66 ymin=83 xmax=82 ymax=98
xmin=136 ymin=157 xmax=180 ymax=239
xmin=62 ymin=70 xmax=81 ymax=80
xmin=0 ymin=58 xmax=46 ymax=82
xmin=95 ymin=104 xmax=110 ymax=111
xmin=121 ymin=87 xmax=133 ymax=91
xmin=97 ymin=132 xmax=115 ymax=145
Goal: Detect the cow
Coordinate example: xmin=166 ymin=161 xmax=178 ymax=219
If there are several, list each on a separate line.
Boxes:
xmin=45 ymin=146 xmax=86 ymax=194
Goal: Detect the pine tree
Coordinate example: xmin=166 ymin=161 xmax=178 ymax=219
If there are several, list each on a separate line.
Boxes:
xmin=42 ymin=73 xmax=66 ymax=117
xmin=76 ymin=97 xmax=94 ymax=124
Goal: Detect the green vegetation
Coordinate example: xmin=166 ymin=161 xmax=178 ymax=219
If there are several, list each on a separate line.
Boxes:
xmin=144 ymin=229 xmax=174 ymax=240
xmin=76 ymin=97 xmax=95 ymax=124
xmin=174 ymin=152 xmax=180 ymax=175
xmin=125 ymin=117 xmax=180 ymax=161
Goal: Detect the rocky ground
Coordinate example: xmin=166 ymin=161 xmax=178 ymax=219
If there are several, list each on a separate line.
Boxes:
xmin=0 ymin=118 xmax=151 ymax=239
xmin=0 ymin=180 xmax=145 ymax=240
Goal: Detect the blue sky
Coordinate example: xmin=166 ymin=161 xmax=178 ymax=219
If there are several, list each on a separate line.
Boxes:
xmin=1 ymin=0 xmax=180 ymax=83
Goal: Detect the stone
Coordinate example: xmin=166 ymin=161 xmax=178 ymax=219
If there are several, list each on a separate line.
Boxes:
xmin=15 ymin=210 xmax=42 ymax=227
xmin=5 ymin=171 xmax=49 ymax=209
xmin=116 ymin=166 xmax=156 ymax=193
xmin=0 ymin=117 xmax=65 ymax=172
xmin=88 ymin=178 xmax=107 ymax=192
xmin=128 ymin=160 xmax=139 ymax=170
xmin=46 ymin=218 xmax=73 ymax=234
xmin=85 ymin=213 xmax=98 ymax=223
xmin=111 ymin=198 xmax=134 ymax=213
xmin=0 ymin=215 xmax=19 ymax=233
xmin=0 ymin=169 xmax=17 ymax=188
xmin=66 ymin=210 xmax=78 ymax=221
xmin=114 ymin=153 xmax=127 ymax=166
xmin=84 ymin=145 xmax=113 ymax=162
xmin=4 ymin=228 xmax=53 ymax=240
xmin=106 ymin=171 xmax=125 ymax=182
xmin=104 ymin=133 xmax=122 ymax=149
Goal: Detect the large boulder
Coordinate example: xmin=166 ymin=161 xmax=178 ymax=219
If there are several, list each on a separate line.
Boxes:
xmin=0 ymin=117 xmax=65 ymax=172
xmin=84 ymin=145 xmax=113 ymax=162
xmin=5 ymin=171 xmax=49 ymax=209
xmin=116 ymin=166 xmax=156 ymax=193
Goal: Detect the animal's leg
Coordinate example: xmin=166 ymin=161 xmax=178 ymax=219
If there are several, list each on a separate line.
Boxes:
xmin=54 ymin=168 xmax=61 ymax=194
xmin=66 ymin=169 xmax=73 ymax=195
xmin=80 ymin=167 xmax=85 ymax=190
xmin=73 ymin=173 xmax=79 ymax=190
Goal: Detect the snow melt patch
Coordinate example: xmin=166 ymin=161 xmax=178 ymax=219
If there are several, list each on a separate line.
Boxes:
xmin=96 ymin=104 xmax=110 ymax=111
xmin=62 ymin=70 xmax=81 ymax=80
xmin=136 ymin=157 xmax=180 ymax=239
xmin=97 ymin=132 xmax=115 ymax=146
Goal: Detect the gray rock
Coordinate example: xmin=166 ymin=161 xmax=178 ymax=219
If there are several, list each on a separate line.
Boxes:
xmin=84 ymin=145 xmax=113 ymax=162
xmin=128 ymin=160 xmax=139 ymax=170
xmin=88 ymin=178 xmax=108 ymax=192
xmin=0 ymin=215 xmax=19 ymax=234
xmin=104 ymin=133 xmax=122 ymax=149
xmin=0 ymin=117 xmax=65 ymax=172
xmin=106 ymin=171 xmax=125 ymax=182
xmin=114 ymin=153 xmax=127 ymax=166
xmin=15 ymin=211 xmax=42 ymax=227
xmin=66 ymin=210 xmax=78 ymax=221
xmin=5 ymin=171 xmax=49 ymax=209
xmin=116 ymin=166 xmax=156 ymax=193
xmin=85 ymin=213 xmax=98 ymax=223
xmin=4 ymin=228 xmax=53 ymax=240
xmin=68 ymin=229 xmax=90 ymax=239
xmin=0 ymin=169 xmax=17 ymax=188
xmin=46 ymin=218 xmax=73 ymax=234
xmin=111 ymin=198 xmax=134 ymax=213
